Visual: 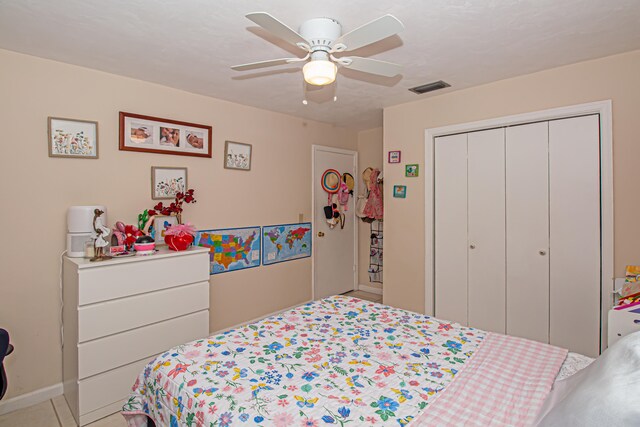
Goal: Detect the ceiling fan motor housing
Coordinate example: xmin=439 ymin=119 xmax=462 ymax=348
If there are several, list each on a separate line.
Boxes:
xmin=299 ymin=18 xmax=342 ymax=52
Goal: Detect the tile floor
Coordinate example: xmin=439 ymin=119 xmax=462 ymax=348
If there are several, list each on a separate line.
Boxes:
xmin=1 ymin=290 xmax=382 ymax=426
xmin=0 ymin=395 xmax=126 ymax=427
xmin=343 ymin=289 xmax=382 ymax=303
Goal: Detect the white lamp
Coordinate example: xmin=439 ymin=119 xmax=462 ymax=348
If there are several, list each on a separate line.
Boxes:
xmin=303 ymin=60 xmax=337 ymax=86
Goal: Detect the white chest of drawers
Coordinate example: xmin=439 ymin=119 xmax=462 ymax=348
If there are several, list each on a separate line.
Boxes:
xmin=62 ymin=247 xmax=210 ymax=426
xmin=608 ymin=305 xmax=640 ymax=347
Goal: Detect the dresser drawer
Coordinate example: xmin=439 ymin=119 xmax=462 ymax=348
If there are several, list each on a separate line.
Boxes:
xmin=78 ymin=252 xmax=209 ymax=305
xmin=608 ymin=308 xmax=640 ymax=347
xmin=78 ymin=281 xmax=209 ymax=342
xmin=79 ymin=355 xmax=154 ymax=416
xmin=78 ymin=310 xmax=209 ymax=379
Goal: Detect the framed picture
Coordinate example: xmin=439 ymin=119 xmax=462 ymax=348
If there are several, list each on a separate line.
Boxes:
xmin=388 ymin=150 xmax=401 ymax=163
xmin=405 ymin=164 xmax=419 ymax=177
xmin=153 ymin=215 xmax=178 ymax=244
xmin=393 ymin=185 xmax=407 ymax=198
xmin=48 ymin=117 xmax=98 ymax=158
xmin=119 ymin=112 xmax=212 ymax=158
xmin=151 ymin=166 xmax=187 ymax=200
xmin=224 ymin=141 xmax=252 ymax=171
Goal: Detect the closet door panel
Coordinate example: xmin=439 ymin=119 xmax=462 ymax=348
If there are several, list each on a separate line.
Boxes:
xmin=506 ymin=122 xmax=550 ymax=343
xmin=467 ymin=128 xmax=506 ymax=333
xmin=549 ymin=115 xmax=601 ymax=357
xmin=435 ymin=134 xmax=468 ymax=325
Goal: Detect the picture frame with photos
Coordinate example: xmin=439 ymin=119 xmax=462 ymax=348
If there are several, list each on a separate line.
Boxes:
xmin=153 ymin=215 xmax=178 ymax=245
xmin=119 ymin=112 xmax=212 ymax=158
xmin=48 ymin=117 xmax=99 ymax=159
xmin=224 ymin=141 xmax=252 ymax=171
xmin=151 ymin=166 xmax=187 ymax=200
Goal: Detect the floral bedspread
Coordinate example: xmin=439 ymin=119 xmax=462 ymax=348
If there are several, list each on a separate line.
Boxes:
xmin=122 ymin=296 xmax=486 ymax=426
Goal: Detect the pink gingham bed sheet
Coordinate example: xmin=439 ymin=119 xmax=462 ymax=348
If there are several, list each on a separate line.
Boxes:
xmin=412 ymin=332 xmax=567 ymax=426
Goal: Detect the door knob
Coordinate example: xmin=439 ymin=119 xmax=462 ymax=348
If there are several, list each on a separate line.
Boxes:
xmin=469 ymin=244 xmax=476 ymax=249
xmin=539 ymin=250 xmax=547 ymax=256
xmin=318 ymin=232 xmax=325 ymax=237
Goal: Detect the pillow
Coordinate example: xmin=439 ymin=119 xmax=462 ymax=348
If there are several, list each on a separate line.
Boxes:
xmin=537 ymin=331 xmax=640 ymax=426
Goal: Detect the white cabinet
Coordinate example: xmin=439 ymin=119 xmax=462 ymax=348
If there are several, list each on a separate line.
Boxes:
xmin=608 ymin=307 xmax=640 ymax=347
xmin=63 ymin=247 xmax=210 ymax=426
xmin=434 ymin=115 xmax=601 ymax=357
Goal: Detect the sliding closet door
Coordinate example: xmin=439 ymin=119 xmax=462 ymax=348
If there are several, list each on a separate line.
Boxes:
xmin=549 ymin=115 xmax=601 ymax=357
xmin=434 ymin=134 xmax=468 ymax=325
xmin=506 ymin=122 xmax=550 ymax=343
xmin=467 ymin=129 xmax=506 ymax=333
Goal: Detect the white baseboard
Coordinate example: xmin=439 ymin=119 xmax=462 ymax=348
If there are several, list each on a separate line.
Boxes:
xmin=357 ymin=284 xmax=383 ymax=295
xmin=0 ymin=382 xmax=62 ymax=415
xmin=210 ymin=300 xmax=313 ymax=335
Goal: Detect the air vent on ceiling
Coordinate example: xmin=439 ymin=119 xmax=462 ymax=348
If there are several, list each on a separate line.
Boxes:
xmin=409 ymin=80 xmax=451 ymax=94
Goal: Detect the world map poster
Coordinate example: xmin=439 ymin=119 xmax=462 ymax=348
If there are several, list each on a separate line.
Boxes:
xmin=195 ymin=227 xmax=261 ymax=274
xmin=262 ymin=223 xmax=312 ymax=265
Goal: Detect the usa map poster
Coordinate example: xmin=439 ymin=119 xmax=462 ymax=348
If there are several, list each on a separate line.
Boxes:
xmin=195 ymin=227 xmax=261 ymax=274
xmin=262 ymin=223 xmax=312 ymax=265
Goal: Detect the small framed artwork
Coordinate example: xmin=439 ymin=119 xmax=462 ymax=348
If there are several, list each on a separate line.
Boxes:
xmin=119 ymin=112 xmax=212 ymax=158
xmin=405 ymin=164 xmax=419 ymax=177
xmin=153 ymin=215 xmax=178 ymax=244
xmin=393 ymin=185 xmax=407 ymax=198
xmin=48 ymin=117 xmax=98 ymax=159
xmin=224 ymin=141 xmax=252 ymax=171
xmin=151 ymin=166 xmax=187 ymax=200
xmin=388 ymin=150 xmax=401 ymax=163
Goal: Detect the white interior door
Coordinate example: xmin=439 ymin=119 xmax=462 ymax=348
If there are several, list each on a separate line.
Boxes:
xmin=549 ymin=115 xmax=601 ymax=357
xmin=468 ymin=128 xmax=506 ymax=334
xmin=313 ymin=145 xmax=357 ymax=300
xmin=434 ymin=134 xmax=468 ymax=325
xmin=506 ymin=122 xmax=550 ymax=343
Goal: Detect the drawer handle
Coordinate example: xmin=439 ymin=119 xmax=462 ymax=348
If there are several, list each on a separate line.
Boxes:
xmin=634 ymin=319 xmax=640 ymax=324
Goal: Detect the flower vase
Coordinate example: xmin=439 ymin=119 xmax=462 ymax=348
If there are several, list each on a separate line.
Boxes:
xmin=165 ymin=234 xmax=193 ymax=251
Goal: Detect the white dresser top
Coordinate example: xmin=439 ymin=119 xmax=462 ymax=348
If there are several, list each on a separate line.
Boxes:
xmin=65 ymin=246 xmax=209 ymax=269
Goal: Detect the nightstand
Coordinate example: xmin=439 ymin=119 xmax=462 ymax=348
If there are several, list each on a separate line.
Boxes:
xmin=608 ymin=305 xmax=640 ymax=347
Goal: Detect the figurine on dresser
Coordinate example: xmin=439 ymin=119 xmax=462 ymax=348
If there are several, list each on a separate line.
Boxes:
xmin=91 ymin=208 xmax=112 ymax=261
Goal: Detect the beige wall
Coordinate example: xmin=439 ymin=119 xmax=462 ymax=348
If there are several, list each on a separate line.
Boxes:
xmin=0 ymin=49 xmax=357 ymax=399
xmin=383 ymin=49 xmax=640 ymax=313
xmin=356 ymin=128 xmax=383 ymax=290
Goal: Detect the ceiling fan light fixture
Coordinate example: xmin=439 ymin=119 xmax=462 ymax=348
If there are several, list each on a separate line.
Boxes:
xmin=303 ymin=60 xmax=337 ymax=86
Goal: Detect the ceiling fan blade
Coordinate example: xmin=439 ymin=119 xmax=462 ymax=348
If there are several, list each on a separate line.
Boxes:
xmin=246 ymin=12 xmax=309 ymax=48
xmin=231 ymin=58 xmax=300 ymax=71
xmin=340 ymin=56 xmax=402 ymax=77
xmin=333 ymin=15 xmax=404 ymax=52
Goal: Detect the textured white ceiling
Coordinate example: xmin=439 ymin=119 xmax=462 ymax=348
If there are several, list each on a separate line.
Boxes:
xmin=1 ymin=0 xmax=639 ymax=130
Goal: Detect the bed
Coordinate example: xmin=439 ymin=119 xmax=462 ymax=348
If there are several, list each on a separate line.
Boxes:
xmin=121 ymin=296 xmax=596 ymax=426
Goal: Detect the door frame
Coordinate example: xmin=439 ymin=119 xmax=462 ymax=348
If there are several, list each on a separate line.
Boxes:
xmin=311 ymin=144 xmax=359 ymax=300
xmin=424 ymin=100 xmax=613 ymax=353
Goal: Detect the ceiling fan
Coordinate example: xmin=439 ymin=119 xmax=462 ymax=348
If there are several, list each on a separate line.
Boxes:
xmin=231 ymin=12 xmax=405 ymax=92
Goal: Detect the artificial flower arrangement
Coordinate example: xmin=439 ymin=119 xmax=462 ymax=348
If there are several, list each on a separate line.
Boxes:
xmin=148 ymin=189 xmax=196 ymax=224
xmin=110 ymin=188 xmax=198 ymax=255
